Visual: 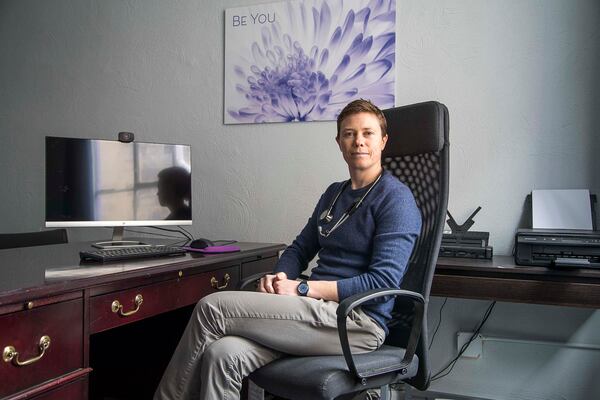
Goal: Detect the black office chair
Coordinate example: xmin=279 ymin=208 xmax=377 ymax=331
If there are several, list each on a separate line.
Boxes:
xmin=239 ymin=101 xmax=449 ymax=400
xmin=0 ymin=229 xmax=69 ymax=250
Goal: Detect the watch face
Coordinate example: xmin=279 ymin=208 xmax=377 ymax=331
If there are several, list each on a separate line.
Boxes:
xmin=297 ymin=282 xmax=309 ymax=296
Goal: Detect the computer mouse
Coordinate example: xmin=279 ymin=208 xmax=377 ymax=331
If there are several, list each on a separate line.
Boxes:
xmin=189 ymin=238 xmax=215 ymax=249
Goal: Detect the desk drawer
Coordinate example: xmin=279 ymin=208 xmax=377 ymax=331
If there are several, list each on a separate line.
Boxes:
xmin=0 ymin=299 xmax=84 ymax=398
xmin=90 ymin=266 xmax=239 ymax=334
xmin=242 ymin=256 xmax=278 ymax=279
xmin=175 ymin=266 xmax=240 ymax=307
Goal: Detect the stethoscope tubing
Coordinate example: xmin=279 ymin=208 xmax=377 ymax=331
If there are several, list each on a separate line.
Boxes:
xmin=318 ymin=172 xmax=383 ymax=237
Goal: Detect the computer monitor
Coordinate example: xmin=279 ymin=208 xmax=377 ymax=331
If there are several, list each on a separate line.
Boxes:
xmin=45 ymin=136 xmax=191 ymax=248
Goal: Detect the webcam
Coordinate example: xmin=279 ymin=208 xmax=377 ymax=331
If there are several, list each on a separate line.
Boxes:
xmin=118 ymin=132 xmax=134 ymax=143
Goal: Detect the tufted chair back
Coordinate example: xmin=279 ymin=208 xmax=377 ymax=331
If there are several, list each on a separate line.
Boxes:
xmin=381 ymin=101 xmax=449 ymax=389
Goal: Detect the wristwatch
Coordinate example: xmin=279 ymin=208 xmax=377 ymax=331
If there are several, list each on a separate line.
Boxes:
xmin=297 ymin=280 xmax=309 ymax=296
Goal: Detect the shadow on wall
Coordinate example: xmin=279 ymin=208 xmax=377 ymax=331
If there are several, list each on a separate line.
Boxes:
xmin=512 ymin=310 xmax=600 ymax=400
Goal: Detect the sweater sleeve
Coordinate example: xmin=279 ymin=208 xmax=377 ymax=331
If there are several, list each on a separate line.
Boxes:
xmin=273 ymin=194 xmax=324 ymax=279
xmin=336 ymin=186 xmax=422 ymax=301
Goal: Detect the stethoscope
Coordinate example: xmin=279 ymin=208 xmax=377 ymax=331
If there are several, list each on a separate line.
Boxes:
xmin=318 ymin=173 xmax=383 ymax=237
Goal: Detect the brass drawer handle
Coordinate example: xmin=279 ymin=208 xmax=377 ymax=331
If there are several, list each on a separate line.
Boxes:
xmin=211 ymin=273 xmax=231 ymax=290
xmin=3 ymin=335 xmax=51 ymax=367
xmin=112 ymin=294 xmax=143 ymax=316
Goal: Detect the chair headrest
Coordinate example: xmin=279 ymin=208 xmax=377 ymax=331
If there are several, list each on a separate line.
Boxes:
xmin=382 ymin=101 xmax=448 ymax=157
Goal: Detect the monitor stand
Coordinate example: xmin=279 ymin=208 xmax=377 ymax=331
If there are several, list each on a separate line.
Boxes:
xmin=92 ymin=227 xmax=150 ymax=249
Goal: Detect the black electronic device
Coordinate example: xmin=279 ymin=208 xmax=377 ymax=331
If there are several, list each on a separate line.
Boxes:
xmin=118 ymin=131 xmax=135 ymax=143
xmin=46 ymin=136 xmax=192 ymax=248
xmin=442 ymin=230 xmax=489 ymax=247
xmin=189 ymin=238 xmax=215 ymax=249
xmin=440 ymin=207 xmax=493 ymax=259
xmin=446 ymin=207 xmax=481 ymax=232
xmin=439 ymin=244 xmax=493 ymax=259
xmin=80 ymin=245 xmax=186 ymax=263
xmin=514 ymin=228 xmax=600 ymax=268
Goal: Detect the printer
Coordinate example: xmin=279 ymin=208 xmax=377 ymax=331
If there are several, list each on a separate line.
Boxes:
xmin=514 ymin=229 xmax=600 ymax=268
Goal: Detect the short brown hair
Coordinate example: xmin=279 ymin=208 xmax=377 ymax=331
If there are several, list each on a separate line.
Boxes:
xmin=336 ymin=99 xmax=387 ymax=138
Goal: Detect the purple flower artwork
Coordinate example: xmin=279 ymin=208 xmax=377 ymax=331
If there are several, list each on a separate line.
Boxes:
xmin=224 ymin=0 xmax=396 ymax=124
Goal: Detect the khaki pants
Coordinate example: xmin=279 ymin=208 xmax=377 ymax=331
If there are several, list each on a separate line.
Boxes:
xmin=154 ymin=291 xmax=385 ymax=400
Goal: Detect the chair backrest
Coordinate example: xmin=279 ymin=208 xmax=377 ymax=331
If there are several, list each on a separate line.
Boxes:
xmin=0 ymin=229 xmax=69 ymax=250
xmin=381 ymin=101 xmax=449 ymax=390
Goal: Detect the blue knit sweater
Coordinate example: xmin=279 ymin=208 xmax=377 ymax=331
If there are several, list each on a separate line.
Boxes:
xmin=274 ymin=170 xmax=422 ymax=335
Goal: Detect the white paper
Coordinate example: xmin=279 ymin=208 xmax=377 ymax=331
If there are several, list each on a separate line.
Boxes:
xmin=532 ymin=189 xmax=593 ymax=230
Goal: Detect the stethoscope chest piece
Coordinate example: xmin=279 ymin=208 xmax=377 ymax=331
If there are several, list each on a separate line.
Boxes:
xmin=319 ymin=209 xmax=333 ymax=223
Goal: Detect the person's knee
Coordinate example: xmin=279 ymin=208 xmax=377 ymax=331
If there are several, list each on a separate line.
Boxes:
xmin=203 ymin=337 xmax=235 ymax=366
xmin=195 ymin=291 xmax=227 ymax=315
xmin=193 ymin=292 xmax=240 ymax=331
xmin=202 ymin=337 xmax=248 ymax=383
xmin=196 ymin=291 xmax=234 ymax=309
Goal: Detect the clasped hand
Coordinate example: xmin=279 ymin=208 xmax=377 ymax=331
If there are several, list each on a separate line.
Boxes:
xmin=258 ymin=272 xmax=299 ymax=296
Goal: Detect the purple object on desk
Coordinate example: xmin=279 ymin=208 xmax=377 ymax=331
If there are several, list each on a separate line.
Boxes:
xmin=182 ymin=245 xmax=241 ymax=253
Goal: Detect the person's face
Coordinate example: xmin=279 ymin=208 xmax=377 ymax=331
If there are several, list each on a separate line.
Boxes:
xmin=336 ymin=112 xmax=387 ymax=172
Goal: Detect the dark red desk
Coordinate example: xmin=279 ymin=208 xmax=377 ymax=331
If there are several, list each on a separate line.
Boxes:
xmin=0 ymin=241 xmax=285 ymax=400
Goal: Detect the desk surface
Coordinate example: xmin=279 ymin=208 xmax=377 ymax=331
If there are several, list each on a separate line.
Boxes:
xmin=2 ymin=244 xmax=599 ymax=309
xmin=438 ymin=255 xmax=600 ymax=281
xmin=0 ymin=240 xmax=285 ymax=307
xmin=433 ymin=255 xmax=600 ymax=308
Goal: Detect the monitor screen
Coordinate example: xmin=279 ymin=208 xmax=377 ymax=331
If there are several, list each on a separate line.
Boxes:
xmin=46 ymin=136 xmax=192 ymax=227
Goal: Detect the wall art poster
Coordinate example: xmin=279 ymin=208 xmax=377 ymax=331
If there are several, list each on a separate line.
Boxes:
xmin=224 ymin=0 xmax=396 ymax=124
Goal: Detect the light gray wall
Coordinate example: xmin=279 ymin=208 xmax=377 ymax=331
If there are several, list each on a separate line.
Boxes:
xmin=397 ymin=0 xmax=600 ymax=242
xmin=424 ymin=298 xmax=600 ymax=399
xmin=1 ymin=0 xmax=599 ymax=399
xmin=1 ymin=0 xmax=598 ymax=250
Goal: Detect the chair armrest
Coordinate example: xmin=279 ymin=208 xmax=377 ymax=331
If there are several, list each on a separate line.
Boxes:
xmin=237 ymin=272 xmax=270 ymax=290
xmin=336 ymin=289 xmax=425 ymax=381
xmin=237 ymin=272 xmax=311 ymax=290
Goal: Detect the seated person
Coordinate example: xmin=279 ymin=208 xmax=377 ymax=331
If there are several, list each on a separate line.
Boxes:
xmin=154 ymin=99 xmax=422 ymax=400
xmin=157 ymin=166 xmax=192 ymax=220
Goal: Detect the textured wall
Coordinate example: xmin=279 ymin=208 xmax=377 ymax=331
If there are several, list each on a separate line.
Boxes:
xmin=396 ymin=0 xmax=600 ymax=248
xmin=1 ymin=0 xmax=598 ymax=252
xmin=1 ymin=0 xmax=599 ymax=399
xmin=417 ymin=0 xmax=600 ymax=379
xmin=0 ymin=0 xmax=349 ymax=244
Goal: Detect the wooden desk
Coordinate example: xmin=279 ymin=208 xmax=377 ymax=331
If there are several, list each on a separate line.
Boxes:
xmin=432 ymin=255 xmax=600 ymax=308
xmin=0 ymin=241 xmax=285 ymax=400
